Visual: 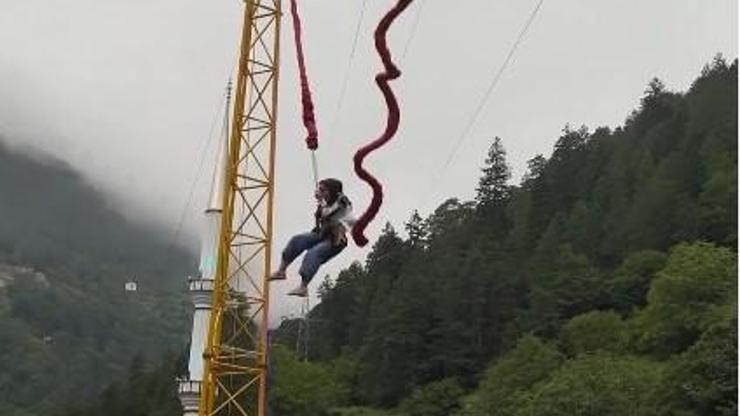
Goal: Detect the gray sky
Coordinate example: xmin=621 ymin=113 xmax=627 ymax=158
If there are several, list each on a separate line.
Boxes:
xmin=0 ymin=0 xmax=737 ymax=320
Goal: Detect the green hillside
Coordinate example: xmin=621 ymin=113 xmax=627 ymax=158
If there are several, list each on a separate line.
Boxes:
xmin=0 ymin=140 xmax=195 ymax=415
xmin=270 ymin=56 xmax=737 ymax=416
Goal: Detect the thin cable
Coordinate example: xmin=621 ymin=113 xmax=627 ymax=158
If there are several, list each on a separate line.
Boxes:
xmin=422 ymin=0 xmax=545 ymax=207
xmin=442 ymin=0 xmax=544 ymax=173
xmin=335 ymin=0 xmax=368 ymax=111
xmin=326 ymin=0 xmax=369 ymax=138
xmin=400 ymin=0 xmax=425 ymax=61
xmin=168 ymin=44 xmax=239 ymax=251
xmin=302 ymin=296 xmax=310 ymax=361
xmin=169 ymin=83 xmax=230 ymax=248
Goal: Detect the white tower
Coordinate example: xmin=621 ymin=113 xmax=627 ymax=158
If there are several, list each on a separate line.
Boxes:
xmin=178 ymin=95 xmax=229 ymax=415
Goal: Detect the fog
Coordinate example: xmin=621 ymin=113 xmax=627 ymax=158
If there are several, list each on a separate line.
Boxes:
xmin=0 ymin=0 xmax=736 ymax=319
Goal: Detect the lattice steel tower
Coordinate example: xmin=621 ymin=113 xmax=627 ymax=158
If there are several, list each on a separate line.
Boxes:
xmin=189 ymin=1 xmax=282 ymax=415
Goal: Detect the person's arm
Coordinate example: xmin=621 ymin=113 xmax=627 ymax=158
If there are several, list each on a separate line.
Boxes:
xmin=312 ymin=205 xmax=322 ymax=232
xmin=332 ymin=196 xmax=356 ymax=228
xmin=341 ymin=204 xmax=357 ymax=228
xmin=323 ymin=196 xmax=356 ymax=245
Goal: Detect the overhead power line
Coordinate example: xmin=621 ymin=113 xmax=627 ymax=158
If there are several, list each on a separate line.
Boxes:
xmin=440 ymin=0 xmax=546 ymax=174
xmin=421 ymin=0 xmax=546 ymax=209
xmin=328 ymin=0 xmax=369 ymax=136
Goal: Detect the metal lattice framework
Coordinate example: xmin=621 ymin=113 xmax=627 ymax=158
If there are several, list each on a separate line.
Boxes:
xmin=199 ymin=1 xmax=281 ymax=415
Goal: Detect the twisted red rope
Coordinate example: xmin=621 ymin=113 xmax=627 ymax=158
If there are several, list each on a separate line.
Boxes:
xmin=351 ymin=0 xmax=413 ymax=247
xmin=289 ymin=0 xmax=318 ymax=150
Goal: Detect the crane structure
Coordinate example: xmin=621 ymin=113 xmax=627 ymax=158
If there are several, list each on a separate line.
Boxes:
xmin=189 ymin=1 xmax=282 ymax=415
xmin=176 ymin=0 xmax=418 ymax=415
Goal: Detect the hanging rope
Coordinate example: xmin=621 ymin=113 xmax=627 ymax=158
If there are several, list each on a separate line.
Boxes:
xmin=289 ymin=0 xmax=318 ymax=360
xmin=351 ymin=0 xmax=414 ymax=247
xmin=310 ymin=150 xmax=319 ymax=186
xmin=289 ymin=0 xmax=319 ymax=150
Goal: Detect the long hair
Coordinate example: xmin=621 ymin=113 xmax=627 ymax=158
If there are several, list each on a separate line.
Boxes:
xmin=319 ymin=178 xmax=343 ymax=204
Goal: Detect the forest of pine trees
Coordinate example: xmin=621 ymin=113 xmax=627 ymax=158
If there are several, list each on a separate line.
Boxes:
xmin=267 ymin=56 xmax=737 ymax=416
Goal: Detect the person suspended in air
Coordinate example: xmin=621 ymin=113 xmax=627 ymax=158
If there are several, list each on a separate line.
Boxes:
xmin=269 ymin=178 xmax=356 ymax=297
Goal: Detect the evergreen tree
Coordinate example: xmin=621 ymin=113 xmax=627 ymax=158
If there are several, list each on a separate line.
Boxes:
xmin=521 ymin=154 xmax=547 ymax=186
xmin=229 ymin=58 xmax=738 ymax=416
xmin=475 ymin=137 xmax=512 ymax=206
xmin=404 ymin=210 xmax=428 ymax=249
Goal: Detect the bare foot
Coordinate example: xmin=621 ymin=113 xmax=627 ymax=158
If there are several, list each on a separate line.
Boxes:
xmin=287 ymin=284 xmax=308 ymax=297
xmin=268 ymin=270 xmax=287 ymax=281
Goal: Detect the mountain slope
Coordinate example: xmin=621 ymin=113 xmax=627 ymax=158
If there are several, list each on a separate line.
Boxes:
xmin=0 ymin=141 xmax=195 ymax=415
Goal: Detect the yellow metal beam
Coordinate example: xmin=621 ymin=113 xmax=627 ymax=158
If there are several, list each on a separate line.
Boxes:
xmin=200 ymin=1 xmax=281 ymax=415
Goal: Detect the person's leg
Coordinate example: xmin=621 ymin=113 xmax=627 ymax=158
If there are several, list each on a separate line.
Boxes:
xmin=270 ymin=232 xmax=321 ymax=280
xmin=288 ymin=240 xmax=345 ymax=296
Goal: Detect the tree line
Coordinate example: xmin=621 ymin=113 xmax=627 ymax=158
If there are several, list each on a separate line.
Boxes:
xmin=32 ymin=55 xmax=737 ymax=416
xmin=269 ymin=55 xmax=737 ymax=416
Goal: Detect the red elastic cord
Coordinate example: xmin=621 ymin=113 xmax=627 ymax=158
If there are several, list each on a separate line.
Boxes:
xmin=351 ymin=0 xmax=413 ymax=247
xmin=290 ymin=0 xmax=318 ymax=150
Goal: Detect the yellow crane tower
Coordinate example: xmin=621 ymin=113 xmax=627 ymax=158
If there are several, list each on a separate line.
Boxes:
xmin=190 ymin=1 xmax=417 ymax=414
xmin=199 ymin=0 xmax=281 ymax=415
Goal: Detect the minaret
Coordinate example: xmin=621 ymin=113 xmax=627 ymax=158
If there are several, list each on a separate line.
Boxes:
xmin=178 ymin=84 xmax=230 ymax=416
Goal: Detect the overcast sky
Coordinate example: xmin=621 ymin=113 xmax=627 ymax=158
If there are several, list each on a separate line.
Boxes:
xmin=0 ymin=0 xmax=737 ymax=320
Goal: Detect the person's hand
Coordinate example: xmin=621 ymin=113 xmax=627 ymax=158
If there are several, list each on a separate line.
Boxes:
xmin=332 ymin=225 xmax=348 ymax=246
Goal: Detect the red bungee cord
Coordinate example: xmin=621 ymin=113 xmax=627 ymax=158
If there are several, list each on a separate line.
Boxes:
xmin=289 ymin=0 xmax=318 ymax=150
xmin=351 ymin=0 xmax=413 ymax=247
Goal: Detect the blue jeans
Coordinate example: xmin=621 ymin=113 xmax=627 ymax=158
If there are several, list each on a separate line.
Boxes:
xmin=282 ymin=232 xmax=346 ymax=283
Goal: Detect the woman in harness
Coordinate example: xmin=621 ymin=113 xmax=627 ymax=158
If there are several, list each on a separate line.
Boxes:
xmin=269 ymin=178 xmax=356 ymax=297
